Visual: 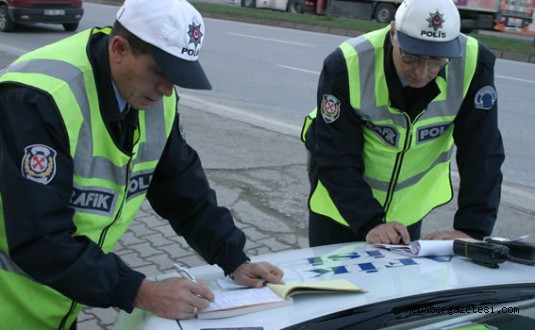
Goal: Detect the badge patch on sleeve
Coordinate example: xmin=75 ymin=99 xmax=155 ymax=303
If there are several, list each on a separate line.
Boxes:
xmin=21 ymin=144 xmax=57 ymax=185
xmin=321 ymin=94 xmax=341 ymax=124
xmin=474 ymin=86 xmax=497 ymax=110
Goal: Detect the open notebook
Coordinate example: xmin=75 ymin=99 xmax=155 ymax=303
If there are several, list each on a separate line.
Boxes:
xmin=197 ymin=279 xmax=364 ymax=319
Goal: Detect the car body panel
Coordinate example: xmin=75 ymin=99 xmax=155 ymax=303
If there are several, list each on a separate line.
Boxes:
xmin=114 ymin=242 xmax=535 ymax=330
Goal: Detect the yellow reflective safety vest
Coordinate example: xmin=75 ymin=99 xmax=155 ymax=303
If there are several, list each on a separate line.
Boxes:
xmin=302 ymin=26 xmax=478 ymax=228
xmin=0 ymin=28 xmax=176 ymax=329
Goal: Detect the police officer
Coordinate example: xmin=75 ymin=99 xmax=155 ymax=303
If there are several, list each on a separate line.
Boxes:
xmin=0 ymin=0 xmax=283 ymax=328
xmin=302 ymin=0 xmax=504 ymax=246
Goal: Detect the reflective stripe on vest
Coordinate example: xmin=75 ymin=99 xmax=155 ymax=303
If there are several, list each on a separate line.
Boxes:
xmin=305 ymin=26 xmax=478 ymax=228
xmin=0 ymin=28 xmax=177 ymax=329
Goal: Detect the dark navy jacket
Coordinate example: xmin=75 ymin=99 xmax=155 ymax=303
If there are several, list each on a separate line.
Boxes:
xmin=305 ymin=31 xmax=505 ymax=239
xmin=0 ymin=30 xmax=249 ymax=312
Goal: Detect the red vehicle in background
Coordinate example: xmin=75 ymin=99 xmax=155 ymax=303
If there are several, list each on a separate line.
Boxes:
xmin=321 ymin=0 xmax=534 ymax=34
xmin=495 ymin=0 xmax=535 ymax=35
xmin=243 ymin=0 xmax=535 ymax=35
xmin=0 ymin=0 xmax=84 ymax=32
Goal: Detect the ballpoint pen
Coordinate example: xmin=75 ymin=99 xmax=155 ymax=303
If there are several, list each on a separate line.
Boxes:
xmin=174 ymin=263 xmax=197 ymax=282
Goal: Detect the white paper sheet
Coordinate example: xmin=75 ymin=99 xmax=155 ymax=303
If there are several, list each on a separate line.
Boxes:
xmin=373 ymin=240 xmax=454 ymax=257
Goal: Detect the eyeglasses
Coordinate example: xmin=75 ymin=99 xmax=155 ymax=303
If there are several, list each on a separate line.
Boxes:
xmin=398 ymin=47 xmax=450 ymax=71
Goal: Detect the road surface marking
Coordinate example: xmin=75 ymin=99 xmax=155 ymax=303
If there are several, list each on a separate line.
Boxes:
xmin=227 ymin=32 xmax=317 ymax=47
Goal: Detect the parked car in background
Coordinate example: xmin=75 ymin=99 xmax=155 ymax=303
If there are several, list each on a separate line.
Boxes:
xmin=240 ymin=0 xmax=309 ymax=14
xmin=0 ymin=0 xmax=84 ymax=32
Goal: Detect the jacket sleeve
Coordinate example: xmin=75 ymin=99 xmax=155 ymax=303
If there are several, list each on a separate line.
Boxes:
xmin=147 ymin=110 xmax=249 ymax=276
xmin=452 ymin=43 xmax=505 ymax=239
xmin=305 ymin=49 xmax=384 ymax=235
xmin=0 ymin=86 xmax=145 ymax=312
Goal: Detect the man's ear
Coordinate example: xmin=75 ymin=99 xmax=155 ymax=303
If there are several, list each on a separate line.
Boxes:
xmin=390 ymin=22 xmax=396 ymax=40
xmin=109 ymin=36 xmax=129 ymax=64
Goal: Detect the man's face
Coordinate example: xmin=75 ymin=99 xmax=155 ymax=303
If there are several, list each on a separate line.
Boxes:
xmin=390 ymin=28 xmax=449 ymax=89
xmin=109 ymin=36 xmax=174 ymax=109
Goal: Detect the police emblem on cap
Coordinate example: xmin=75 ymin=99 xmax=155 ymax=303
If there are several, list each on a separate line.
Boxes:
xmin=474 ymin=86 xmax=497 ymax=110
xmin=21 ymin=144 xmax=57 ymax=184
xmin=427 ymin=11 xmax=445 ymax=30
xmin=188 ymin=23 xmax=203 ymax=48
xmin=321 ymin=94 xmax=341 ymax=124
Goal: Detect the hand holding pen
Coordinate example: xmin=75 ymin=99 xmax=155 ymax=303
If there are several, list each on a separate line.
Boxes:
xmin=174 ymin=264 xmax=197 ymax=282
xmin=173 ymin=263 xmax=213 ymax=315
xmin=133 ymin=270 xmax=213 ymax=320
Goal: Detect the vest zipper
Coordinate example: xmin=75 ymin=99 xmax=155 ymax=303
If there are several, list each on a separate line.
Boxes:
xmin=98 ymin=158 xmax=132 ymax=247
xmin=382 ymin=111 xmax=426 ymax=217
xmin=58 ymin=301 xmax=78 ymax=329
xmin=98 ymin=123 xmax=139 ymax=247
xmin=60 ymin=159 xmax=134 ymax=328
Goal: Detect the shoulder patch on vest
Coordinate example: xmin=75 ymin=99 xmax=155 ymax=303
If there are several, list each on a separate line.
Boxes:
xmin=474 ymin=86 xmax=497 ymax=110
xmin=21 ymin=144 xmax=57 ymax=185
xmin=321 ymin=94 xmax=341 ymax=124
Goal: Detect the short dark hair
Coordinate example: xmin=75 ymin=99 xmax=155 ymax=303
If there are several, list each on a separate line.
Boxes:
xmin=110 ymin=20 xmax=150 ymax=57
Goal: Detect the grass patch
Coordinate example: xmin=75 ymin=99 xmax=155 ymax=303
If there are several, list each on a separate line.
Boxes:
xmin=93 ymin=0 xmax=534 ymax=55
xmin=193 ymin=2 xmax=389 ymax=30
xmin=191 ymin=2 xmax=534 ymax=56
xmin=471 ymin=34 xmax=535 ymax=55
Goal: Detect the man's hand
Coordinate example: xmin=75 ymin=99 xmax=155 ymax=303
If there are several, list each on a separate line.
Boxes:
xmin=231 ymin=261 xmax=285 ymax=288
xmin=424 ymin=230 xmax=472 ymax=240
xmin=365 ymin=222 xmax=411 ymax=244
xmin=134 ymin=278 xmax=214 ymax=320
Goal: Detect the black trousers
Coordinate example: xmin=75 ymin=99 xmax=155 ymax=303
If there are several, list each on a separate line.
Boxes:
xmin=309 ymin=212 xmax=422 ymax=247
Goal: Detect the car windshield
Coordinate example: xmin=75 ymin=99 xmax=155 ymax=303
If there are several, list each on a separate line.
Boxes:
xmin=283 ymin=283 xmax=535 ymax=330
